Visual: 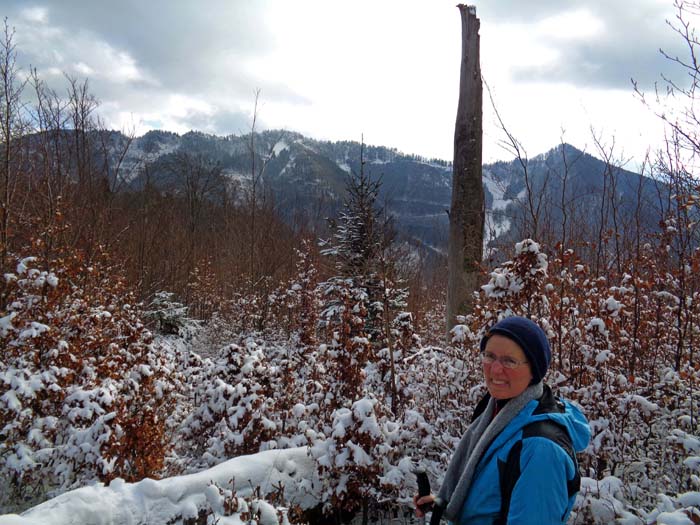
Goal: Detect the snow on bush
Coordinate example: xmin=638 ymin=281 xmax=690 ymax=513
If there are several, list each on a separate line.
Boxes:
xmin=0 ymin=255 xmax=184 ymax=513
xmin=308 ymin=395 xmax=415 ymax=514
xmin=5 ymin=236 xmax=700 ymax=523
xmin=179 ymin=340 xmax=284 ymax=469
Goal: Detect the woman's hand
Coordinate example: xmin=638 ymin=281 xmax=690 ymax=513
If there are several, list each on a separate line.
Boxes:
xmin=413 ymin=494 xmax=435 ymax=517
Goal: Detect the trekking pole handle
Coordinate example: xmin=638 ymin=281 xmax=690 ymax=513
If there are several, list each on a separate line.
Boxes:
xmin=430 ymin=501 xmax=444 ymax=525
xmin=417 ymin=471 xmax=430 ymax=498
xmin=414 ymin=469 xmax=432 ymax=513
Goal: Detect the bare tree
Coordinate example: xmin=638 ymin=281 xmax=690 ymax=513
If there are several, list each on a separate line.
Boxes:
xmin=244 ymin=89 xmax=285 ymax=293
xmin=634 ymin=0 xmax=700 ymax=372
xmin=0 ymin=19 xmax=28 ymax=280
xmin=447 ymin=5 xmax=484 ymax=333
xmin=590 ymin=131 xmax=615 ymax=276
xmin=634 ymin=0 xmax=700 ymax=160
xmin=485 ymin=84 xmax=532 ymax=237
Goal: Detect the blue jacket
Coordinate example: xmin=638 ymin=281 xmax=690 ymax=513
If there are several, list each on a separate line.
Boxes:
xmin=457 ymin=386 xmax=590 ymax=525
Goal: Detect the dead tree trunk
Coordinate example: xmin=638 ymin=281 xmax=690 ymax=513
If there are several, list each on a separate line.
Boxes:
xmin=446 ymin=5 xmax=484 ymax=334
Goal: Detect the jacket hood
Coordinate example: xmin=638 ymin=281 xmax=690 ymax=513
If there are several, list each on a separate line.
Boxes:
xmin=525 ymin=383 xmax=591 ymax=453
xmin=478 ymin=383 xmax=591 ymax=455
xmin=539 ymin=396 xmax=591 ymax=453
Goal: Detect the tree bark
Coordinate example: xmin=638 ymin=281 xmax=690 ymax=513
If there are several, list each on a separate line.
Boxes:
xmin=446 ymin=5 xmax=484 ymax=334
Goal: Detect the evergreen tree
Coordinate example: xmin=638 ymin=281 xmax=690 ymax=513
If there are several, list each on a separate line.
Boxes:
xmin=319 ymin=141 xmax=416 ymax=415
xmin=320 ymin=141 xmax=402 ymax=347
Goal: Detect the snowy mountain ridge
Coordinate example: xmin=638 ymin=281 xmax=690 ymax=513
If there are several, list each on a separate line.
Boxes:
xmin=69 ymin=129 xmax=662 ymax=257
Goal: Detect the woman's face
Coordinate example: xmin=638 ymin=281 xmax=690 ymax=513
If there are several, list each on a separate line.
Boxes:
xmin=482 ymin=334 xmax=533 ymax=400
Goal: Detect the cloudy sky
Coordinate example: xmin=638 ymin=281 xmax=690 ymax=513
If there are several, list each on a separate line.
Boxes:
xmin=2 ymin=0 xmax=691 ymax=165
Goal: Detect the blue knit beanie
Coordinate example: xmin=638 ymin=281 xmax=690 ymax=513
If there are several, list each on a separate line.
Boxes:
xmin=480 ymin=316 xmax=551 ymax=383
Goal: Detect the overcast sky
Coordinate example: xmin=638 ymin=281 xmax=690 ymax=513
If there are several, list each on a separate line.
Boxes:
xmin=2 ymin=0 xmax=691 ymax=165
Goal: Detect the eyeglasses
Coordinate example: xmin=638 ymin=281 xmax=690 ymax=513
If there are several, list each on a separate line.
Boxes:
xmin=481 ymin=352 xmax=529 ymax=369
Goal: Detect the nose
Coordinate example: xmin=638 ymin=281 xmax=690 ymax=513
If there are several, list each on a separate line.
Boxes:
xmin=489 ymin=359 xmax=506 ymax=372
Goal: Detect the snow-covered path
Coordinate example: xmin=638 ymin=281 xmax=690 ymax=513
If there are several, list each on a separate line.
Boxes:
xmin=0 ymin=447 xmax=317 ymax=525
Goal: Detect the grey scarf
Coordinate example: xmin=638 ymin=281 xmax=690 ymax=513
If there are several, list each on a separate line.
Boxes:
xmin=436 ymin=382 xmax=544 ymax=520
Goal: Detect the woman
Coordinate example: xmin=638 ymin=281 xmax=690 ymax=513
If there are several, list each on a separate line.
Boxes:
xmin=415 ymin=316 xmax=590 ymax=524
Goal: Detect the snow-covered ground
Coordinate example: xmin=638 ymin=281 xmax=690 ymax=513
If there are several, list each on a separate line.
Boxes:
xmin=0 ymin=448 xmax=318 ymax=525
xmin=5 ymin=449 xmax=700 ymax=525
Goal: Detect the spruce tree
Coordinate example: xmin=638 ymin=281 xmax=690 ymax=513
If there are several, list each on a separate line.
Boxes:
xmin=319 ymin=141 xmax=413 ymax=413
xmin=320 ymin=141 xmax=395 ymax=346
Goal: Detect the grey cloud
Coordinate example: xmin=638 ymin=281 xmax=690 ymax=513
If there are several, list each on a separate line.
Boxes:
xmin=3 ymin=0 xmax=306 ymax=106
xmin=478 ymin=0 xmax=577 ymax=23
xmin=174 ymin=108 xmax=252 ymax=137
xmin=511 ymin=31 xmax=680 ymax=90
xmin=32 ymin=1 xmax=272 ymax=80
xmin=209 ymin=110 xmax=255 ymax=136
xmin=482 ymin=0 xmax=687 ymax=91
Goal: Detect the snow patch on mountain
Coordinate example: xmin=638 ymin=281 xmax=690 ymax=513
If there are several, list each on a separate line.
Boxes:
xmin=483 ymin=170 xmax=514 ymax=244
xmin=272 ymin=140 xmax=288 ymax=157
xmin=337 ymin=160 xmax=352 ymax=174
xmin=279 ymin=154 xmax=297 ymax=177
xmin=483 ymin=170 xmax=510 ymax=212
